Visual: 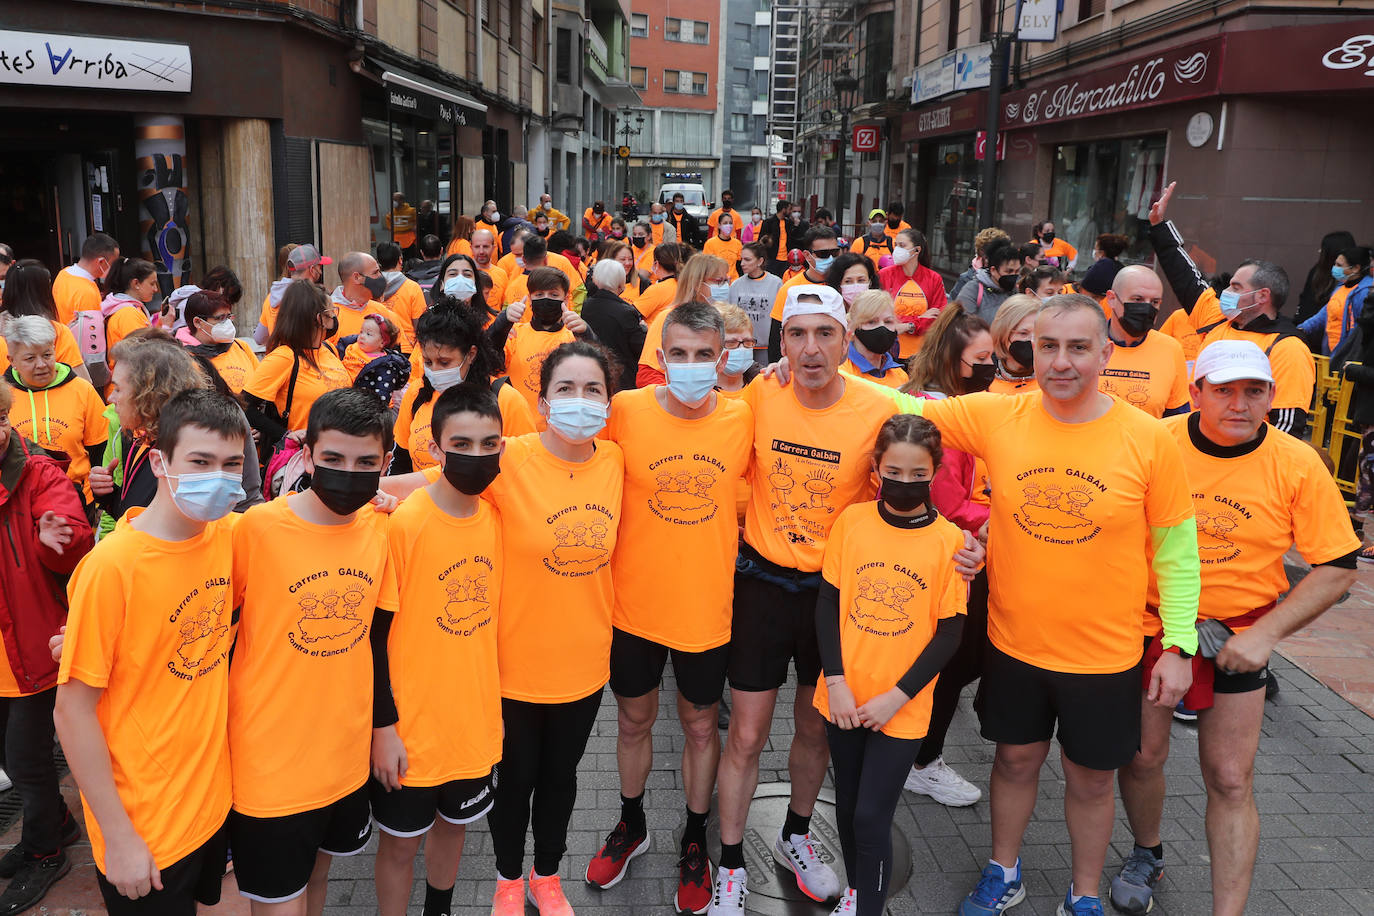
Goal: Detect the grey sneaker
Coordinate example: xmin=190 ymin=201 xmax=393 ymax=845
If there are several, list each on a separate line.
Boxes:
xmin=1109 ymin=845 xmax=1164 ymax=914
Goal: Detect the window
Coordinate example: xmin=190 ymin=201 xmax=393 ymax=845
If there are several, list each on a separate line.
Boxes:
xmin=692 ymin=72 xmax=707 ymax=94
xmin=481 ymin=0 xmax=489 ymax=27
xmin=732 ymin=67 xmax=750 ymax=87
xmin=556 ymin=28 xmax=573 ymax=83
xmin=659 ymin=112 xmax=714 ymax=155
xmin=946 ymin=0 xmax=958 ymax=50
xmin=731 ymin=113 xmax=748 ymax=133
xmin=856 ymin=12 xmax=893 ymax=103
xmin=665 ymin=17 xmax=710 ymax=43
xmin=631 ymin=13 xmax=648 ymax=38
xmin=1050 ymin=135 xmax=1167 ymax=265
xmin=531 ymin=11 xmax=545 ymax=69
xmin=1078 ymin=0 xmax=1107 ymax=19
xmin=630 ymin=66 xmax=647 ymax=89
xmin=507 ymin=0 xmax=520 ymax=45
xmin=664 ymin=70 xmax=707 ymax=94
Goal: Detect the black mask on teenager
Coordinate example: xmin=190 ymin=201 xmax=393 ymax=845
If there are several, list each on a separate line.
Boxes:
xmin=442 ymin=451 xmax=502 ymax=495
xmin=964 ymin=362 xmax=996 ymax=392
xmin=854 ymin=325 xmax=898 ymax=356
xmin=530 ymin=297 xmax=564 ymax=331
xmin=631 ymin=236 xmax=646 ymax=249
xmin=1042 ymin=231 xmax=1056 ymax=244
xmin=1007 ymin=339 xmax=1034 ymax=370
xmin=879 ymin=476 xmax=930 ymax=513
xmin=996 ymin=274 xmax=1018 ymax=293
xmin=309 ymin=465 xmax=380 ymax=516
xmin=322 ymin=314 xmax=340 ymax=337
xmin=1118 ymin=301 xmax=1159 ymax=338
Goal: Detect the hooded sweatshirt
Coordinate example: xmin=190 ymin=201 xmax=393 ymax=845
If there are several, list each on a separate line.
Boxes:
xmin=255 ymin=278 xmax=297 ymax=345
xmin=3 ymin=362 xmax=107 ymax=493
xmin=953 ymin=268 xmax=1010 ymax=324
xmin=99 ymin=292 xmax=152 ymax=355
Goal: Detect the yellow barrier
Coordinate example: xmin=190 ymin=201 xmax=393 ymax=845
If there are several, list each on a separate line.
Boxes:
xmin=1309 ymin=354 xmax=1362 ymax=499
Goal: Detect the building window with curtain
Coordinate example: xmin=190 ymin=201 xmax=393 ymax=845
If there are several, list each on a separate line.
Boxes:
xmin=1049 ymin=135 xmax=1167 ymax=266
xmin=631 ymin=13 xmax=648 ymax=37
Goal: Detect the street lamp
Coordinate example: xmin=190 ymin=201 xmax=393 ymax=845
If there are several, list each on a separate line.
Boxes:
xmin=832 ymin=68 xmax=860 ymax=236
xmin=618 ymin=108 xmax=646 ymax=204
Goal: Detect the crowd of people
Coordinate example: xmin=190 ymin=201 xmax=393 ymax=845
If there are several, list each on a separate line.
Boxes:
xmin=0 ymin=177 xmax=1366 ymax=916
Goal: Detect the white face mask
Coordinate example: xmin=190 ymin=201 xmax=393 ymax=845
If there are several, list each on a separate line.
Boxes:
xmin=208 ymin=319 xmax=236 ymax=343
xmin=423 ymin=364 xmax=465 ymax=391
xmin=891 ymin=246 xmax=913 ymax=266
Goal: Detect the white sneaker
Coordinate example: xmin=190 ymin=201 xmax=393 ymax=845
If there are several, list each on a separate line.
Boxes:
xmin=830 ymin=887 xmax=857 ymax=914
xmin=904 ymin=756 xmax=981 ymax=807
xmin=773 ymin=829 xmax=842 ymax=902
xmin=0 ymin=769 xmax=11 ymax=792
xmin=707 ymin=865 xmax=748 ymax=916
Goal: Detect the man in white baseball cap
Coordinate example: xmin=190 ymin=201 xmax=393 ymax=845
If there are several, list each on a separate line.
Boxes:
xmin=1110 ymin=337 xmax=1357 ymax=916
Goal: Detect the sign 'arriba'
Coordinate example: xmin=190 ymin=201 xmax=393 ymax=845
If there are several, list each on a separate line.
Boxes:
xmin=1000 ymin=37 xmax=1224 ymax=130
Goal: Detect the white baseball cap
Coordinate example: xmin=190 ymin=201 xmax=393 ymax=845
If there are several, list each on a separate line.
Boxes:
xmin=782 ymin=284 xmax=846 ymax=328
xmin=1193 ymin=340 xmax=1274 ymax=384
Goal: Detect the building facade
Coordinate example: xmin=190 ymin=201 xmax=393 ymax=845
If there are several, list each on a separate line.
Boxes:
xmin=0 ymin=0 xmax=548 ymax=329
xmin=719 ymin=0 xmax=773 ymax=212
xmin=889 ymin=0 xmax=1374 ymax=289
xmin=624 ymin=0 xmax=727 ymax=209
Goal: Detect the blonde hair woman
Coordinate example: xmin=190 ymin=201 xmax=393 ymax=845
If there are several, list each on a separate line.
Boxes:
xmin=988 ymin=294 xmax=1041 ymax=393
xmin=637 ymin=253 xmax=730 ymax=386
xmin=840 ymin=290 xmax=908 ymax=388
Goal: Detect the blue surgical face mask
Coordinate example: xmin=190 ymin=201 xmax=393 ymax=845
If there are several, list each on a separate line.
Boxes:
xmin=724 ymin=347 xmax=755 ymax=374
xmin=1332 ymin=264 xmax=1350 ymax=283
xmin=1218 ymin=288 xmax=1249 ymax=320
xmin=651 ymin=213 xmax=665 ymax=224
xmin=159 ymin=452 xmax=245 ymax=522
xmin=423 ymin=364 xmax=465 ymax=391
xmin=707 ymin=281 xmax=732 ymax=301
xmin=665 ymin=360 xmax=719 ymax=406
xmin=812 ymin=256 xmax=835 ymax=273
xmin=443 ymin=274 xmax=477 ymax=300
xmin=544 ymin=396 xmax=608 ymax=442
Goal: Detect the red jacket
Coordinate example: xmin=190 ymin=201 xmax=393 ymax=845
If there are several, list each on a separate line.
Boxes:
xmin=913 ymin=393 xmax=990 ymax=535
xmin=878 ymin=263 xmax=948 ymax=312
xmin=0 ymin=434 xmax=94 ymax=695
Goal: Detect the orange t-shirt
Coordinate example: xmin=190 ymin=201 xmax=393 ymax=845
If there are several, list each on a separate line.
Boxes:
xmin=330 ymin=299 xmax=402 ymax=346
xmin=921 ymin=392 xmax=1194 ymax=674
xmin=1100 ymin=330 xmax=1189 ymax=419
xmin=504 ymin=323 xmax=575 ymax=412
xmin=104 ymin=302 xmax=150 ymax=359
xmin=482 ymin=264 xmax=509 ymax=312
xmin=395 ymin=382 xmax=536 ymax=470
xmin=242 ymin=345 xmax=351 ymax=432
xmin=7 ymin=370 xmax=107 ymax=493
xmin=445 ymin=238 xmax=474 ymax=257
xmin=651 ymin=222 xmax=671 ymax=248
xmin=385 ymin=489 xmax=503 ymax=784
xmin=1144 ymin=414 xmax=1359 ymax=634
xmin=988 ymin=373 xmax=1038 ymax=395
xmin=768 ymin=271 xmax=827 ymax=322
xmin=634 ymin=278 xmax=678 ymax=322
xmin=890 ymin=277 xmax=932 ymax=359
xmin=607 ymin=387 xmax=753 ymax=651
xmin=741 ymin=375 xmax=900 ymax=572
xmin=884 ymin=220 xmax=912 ymax=245
xmin=52 ymin=267 xmax=100 ymax=326
xmin=707 ymin=208 xmax=743 ymax=233
xmin=484 ymin=433 xmax=623 ymax=702
xmin=341 ymin=345 xmax=385 ymax=381
xmin=1158 ymin=309 xmax=1201 ymax=370
xmin=59 ymin=512 xmax=236 ymax=871
xmin=384 ymin=278 xmax=428 ymax=353
xmin=850 ymin=235 xmax=894 ymax=270
xmin=1032 ymin=237 xmax=1078 ymax=266
xmin=0 ymin=321 xmax=82 ymax=372
xmin=1187 ymin=292 xmax=1315 ymax=411
xmin=839 ymin=360 xmax=908 ymax=389
xmin=633 ymin=243 xmax=656 ymax=275
xmin=207 ymin=339 xmax=260 ymax=395
xmin=704 ymin=237 xmax=743 ymax=280
xmin=583 ymin=209 xmax=611 ymax=240
xmin=717 ymin=386 xmax=753 ymax=525
xmin=812 ymin=503 xmax=967 ymax=739
xmin=499 ymin=255 xmax=582 ymax=307
xmin=228 ymin=498 xmax=397 ymax=816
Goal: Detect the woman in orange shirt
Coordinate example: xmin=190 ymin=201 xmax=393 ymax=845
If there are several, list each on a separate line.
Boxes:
xmin=446 ymin=215 xmax=476 ymax=257
xmin=98 ymin=257 xmax=160 ymax=363
xmin=988 ymin=294 xmax=1041 ymax=395
xmin=1030 ymin=219 xmax=1078 ymax=270
xmin=176 ymin=290 xmax=259 ymax=394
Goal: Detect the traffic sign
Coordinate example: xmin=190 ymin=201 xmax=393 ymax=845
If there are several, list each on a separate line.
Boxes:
xmin=852 ymin=125 xmax=879 ymax=152
xmin=617 ymin=145 xmax=631 ymax=159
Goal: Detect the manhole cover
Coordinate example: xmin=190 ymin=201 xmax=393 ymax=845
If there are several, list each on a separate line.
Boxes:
xmin=704 ymin=782 xmax=912 ymax=915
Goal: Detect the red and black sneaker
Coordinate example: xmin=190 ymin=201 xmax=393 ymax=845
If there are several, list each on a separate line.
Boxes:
xmin=674 ymin=840 xmax=711 ymax=914
xmin=585 ymin=820 xmax=651 ymax=889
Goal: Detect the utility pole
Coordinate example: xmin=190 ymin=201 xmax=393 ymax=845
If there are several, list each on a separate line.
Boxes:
xmin=832 ymin=68 xmax=859 ymax=236
xmin=978 ymin=0 xmax=1011 ymax=228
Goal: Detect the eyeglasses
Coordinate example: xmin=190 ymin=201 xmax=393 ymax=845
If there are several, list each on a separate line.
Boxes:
xmin=811 ymin=249 xmax=840 ymax=258
xmin=322 ymin=306 xmax=340 ymax=317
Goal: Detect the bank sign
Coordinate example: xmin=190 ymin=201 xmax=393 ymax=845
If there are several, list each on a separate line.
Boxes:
xmin=0 ymin=30 xmax=192 ymax=92
xmin=1000 ymin=37 xmax=1223 ymax=129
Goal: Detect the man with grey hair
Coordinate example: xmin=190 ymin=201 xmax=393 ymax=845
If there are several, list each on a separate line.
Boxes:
xmin=587 ymin=301 xmax=754 ymax=913
xmin=1147 ymin=181 xmax=1314 ymax=436
xmin=647 ymin=201 xmax=679 ymax=247
xmin=329 ymin=251 xmax=401 ymax=344
xmin=581 ymin=258 xmax=647 ymax=389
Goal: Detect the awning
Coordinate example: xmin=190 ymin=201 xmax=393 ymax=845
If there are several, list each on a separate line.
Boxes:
xmin=377 ymin=63 xmax=486 ymax=130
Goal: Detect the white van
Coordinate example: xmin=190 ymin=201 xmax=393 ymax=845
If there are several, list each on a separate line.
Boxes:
xmin=656 ymin=182 xmax=711 ymax=222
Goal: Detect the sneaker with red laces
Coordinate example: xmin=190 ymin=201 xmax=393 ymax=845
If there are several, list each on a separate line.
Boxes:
xmin=490 ymin=875 xmax=524 ymax=916
xmin=585 ymin=820 xmax=651 ymax=889
xmin=675 ymin=841 xmax=711 ymax=914
xmin=527 ymin=870 xmax=576 ymax=916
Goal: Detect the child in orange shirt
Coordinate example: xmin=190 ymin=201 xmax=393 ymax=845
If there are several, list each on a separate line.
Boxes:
xmin=343 ymin=313 xmax=400 ymax=380
xmin=813 ymin=415 xmax=968 ymax=916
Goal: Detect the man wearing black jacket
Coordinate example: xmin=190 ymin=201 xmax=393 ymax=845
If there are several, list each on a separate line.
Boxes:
xmin=760 ymin=200 xmax=809 ymax=277
xmin=667 ymin=193 xmax=701 ymax=248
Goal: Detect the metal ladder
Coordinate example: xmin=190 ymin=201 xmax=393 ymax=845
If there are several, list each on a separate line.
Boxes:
xmin=767 ymin=3 xmax=802 ymax=208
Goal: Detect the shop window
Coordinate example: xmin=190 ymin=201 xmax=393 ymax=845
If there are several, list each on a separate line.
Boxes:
xmin=1049 ymin=135 xmax=1166 ymax=266
xmin=631 ymin=67 xmax=647 ymax=89
xmin=556 ymin=28 xmax=573 ymax=83
xmin=923 ymin=138 xmax=982 ymax=276
xmin=631 ymin=13 xmax=648 ymax=38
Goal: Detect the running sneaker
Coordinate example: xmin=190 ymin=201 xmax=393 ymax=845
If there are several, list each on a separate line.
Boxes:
xmin=829 ymin=887 xmax=857 ymax=914
xmin=0 ymin=810 xmax=79 ymax=879
xmin=904 ymin=756 xmax=982 ymax=806
xmin=1109 ymin=846 xmax=1164 ymax=915
xmin=490 ymin=875 xmax=524 ymax=916
xmin=1172 ymin=701 xmax=1198 ymax=723
xmin=675 ymin=841 xmax=711 ymax=914
xmin=585 ymin=820 xmax=650 ymax=888
xmin=1057 ymin=890 xmax=1106 ymax=916
xmin=959 ymin=861 xmax=1025 ymax=915
xmin=527 ymin=870 xmax=575 ymax=916
xmin=0 ymin=850 xmax=71 ymax=916
xmin=706 ymin=865 xmax=748 ymax=916
xmin=0 ymin=769 xmax=11 ymax=793
xmin=772 ymin=829 xmax=841 ymax=902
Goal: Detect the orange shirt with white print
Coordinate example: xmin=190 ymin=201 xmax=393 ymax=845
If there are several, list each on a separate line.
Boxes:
xmin=608 ymin=387 xmax=753 ymax=651
xmin=0 ymin=322 xmax=82 ymax=373
xmin=741 ymin=375 xmax=899 ymax=572
xmin=1100 ymin=329 xmax=1189 ymax=419
xmin=921 ymin=391 xmax=1194 ymax=674
xmin=385 ymin=490 xmax=503 ymax=784
xmin=6 ymin=368 xmax=107 ymax=494
xmin=1144 ymin=414 xmax=1359 ymax=635
xmin=1187 ymin=292 xmax=1315 ymax=412
xmin=813 ymin=502 xmax=967 ymax=739
xmin=59 ymin=511 xmax=236 ymax=871
xmin=243 ymin=345 xmax=351 ymax=432
xmin=394 ymin=381 xmax=536 ymax=471
xmin=228 ymin=498 xmax=397 ymax=816
xmin=52 ymin=267 xmax=100 ymax=326
xmin=504 ymin=323 xmax=576 ymax=413
xmin=208 ymin=339 xmax=260 ymax=395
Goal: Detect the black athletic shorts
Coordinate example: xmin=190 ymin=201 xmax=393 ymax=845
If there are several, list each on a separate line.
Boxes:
xmin=369 ymin=770 xmax=496 ymax=837
xmin=228 ymin=783 xmax=371 ymax=903
xmin=96 ymin=822 xmax=228 ymax=916
xmin=609 ymin=628 xmax=730 ymax=706
xmin=976 ymin=644 xmax=1142 ymax=771
xmin=727 ymin=548 xmax=822 ymax=692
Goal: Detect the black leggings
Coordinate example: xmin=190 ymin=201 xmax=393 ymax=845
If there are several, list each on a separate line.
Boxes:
xmin=826 ymin=724 xmax=921 ymax=916
xmin=914 ymin=570 xmax=989 ymax=766
xmin=0 ymin=689 xmax=69 ymax=856
xmin=490 ymin=690 xmax=603 ymax=879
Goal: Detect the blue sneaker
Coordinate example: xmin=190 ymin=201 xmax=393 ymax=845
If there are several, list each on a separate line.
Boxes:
xmin=959 ymin=861 xmax=1025 ymax=915
xmin=1056 ymin=890 xmax=1105 ymax=915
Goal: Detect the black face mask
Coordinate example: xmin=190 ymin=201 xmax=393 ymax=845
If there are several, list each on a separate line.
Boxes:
xmin=309 ymin=465 xmax=381 ymax=516
xmin=996 ymin=274 xmax=1018 ymax=293
xmin=887 ymin=217 xmax=901 ymax=228
xmin=536 ymin=227 xmax=549 ymax=237
xmin=1118 ymin=301 xmax=1159 ymax=338
xmin=322 ymin=314 xmax=340 ymax=338
xmin=1042 ymin=232 xmax=1056 ymax=244
xmin=1007 ymin=339 xmax=1034 ymax=370
xmin=530 ymin=298 xmax=564 ymax=331
xmin=854 ymin=325 xmax=898 ymax=356
xmin=442 ymin=451 xmax=501 ymax=496
xmin=964 ymin=361 xmax=997 ymax=392
xmin=879 ymin=476 xmax=930 ymax=513
xmin=362 ymin=274 xmax=388 ymax=301
xmin=631 ymin=236 xmax=646 ymax=249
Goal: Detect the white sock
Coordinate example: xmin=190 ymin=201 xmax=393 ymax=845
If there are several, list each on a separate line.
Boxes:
xmin=991 ymin=858 xmax=1019 ymax=883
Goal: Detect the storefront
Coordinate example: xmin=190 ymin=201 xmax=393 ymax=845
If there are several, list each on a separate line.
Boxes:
xmin=895 ymin=92 xmax=988 ymax=277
